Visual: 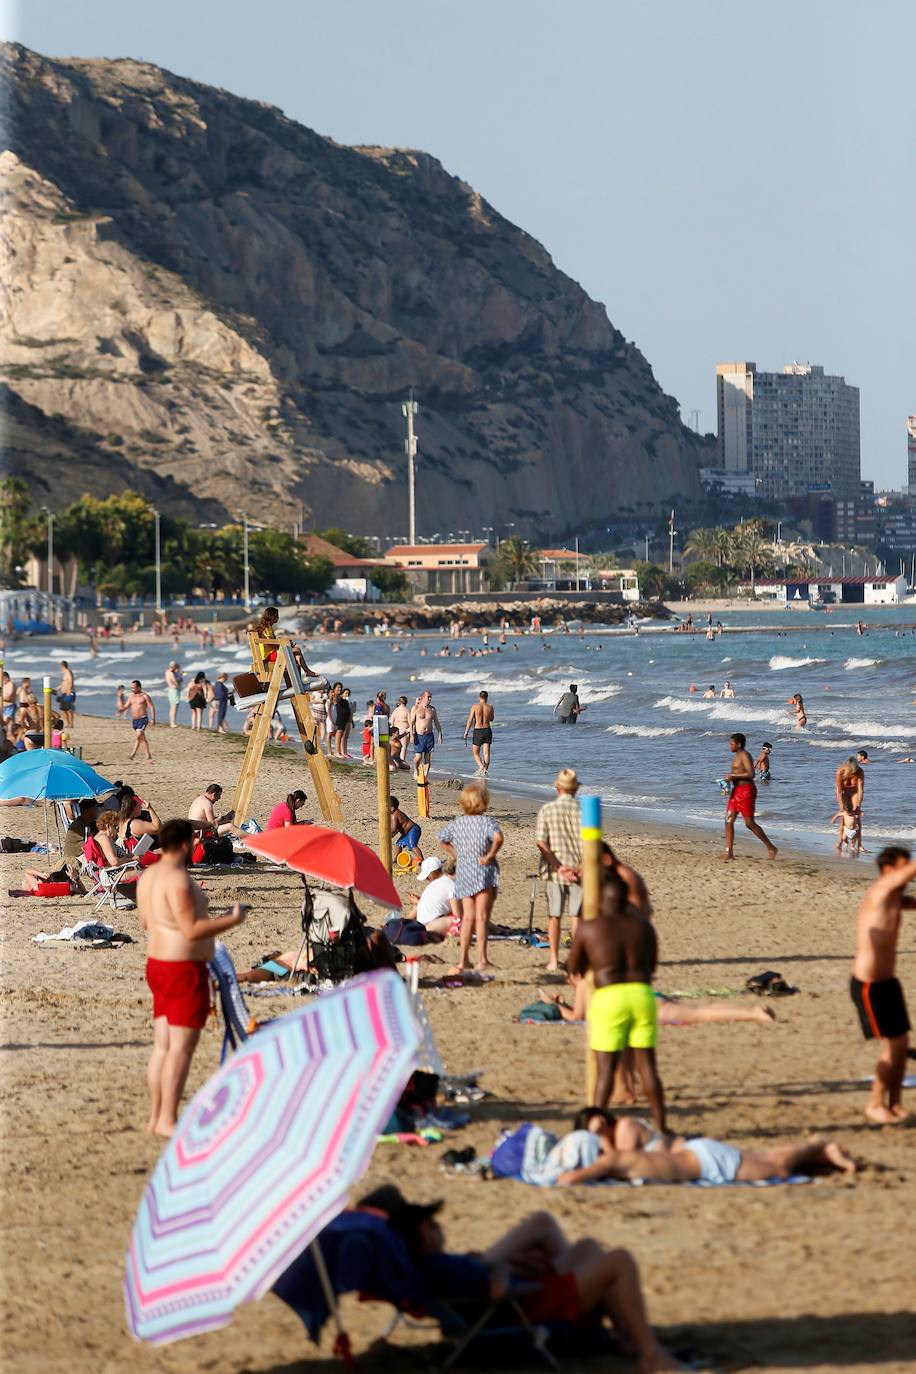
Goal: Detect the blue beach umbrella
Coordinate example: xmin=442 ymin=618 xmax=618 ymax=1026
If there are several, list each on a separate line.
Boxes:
xmin=0 ymin=749 xmax=116 ymax=801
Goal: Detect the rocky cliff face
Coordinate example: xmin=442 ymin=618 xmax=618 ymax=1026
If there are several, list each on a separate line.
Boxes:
xmin=1 ymin=43 xmax=704 ymax=537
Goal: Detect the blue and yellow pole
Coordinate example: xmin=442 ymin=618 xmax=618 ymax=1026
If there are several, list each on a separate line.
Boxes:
xmin=580 ymin=793 xmax=603 ymax=1100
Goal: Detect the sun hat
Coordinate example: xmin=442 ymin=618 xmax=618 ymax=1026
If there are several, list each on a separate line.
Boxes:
xmin=418 ymin=856 xmax=443 ymax=880
xmin=554 ymin=768 xmax=579 ymax=793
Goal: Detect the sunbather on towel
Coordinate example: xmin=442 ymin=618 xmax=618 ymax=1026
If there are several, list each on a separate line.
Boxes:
xmin=556 ymin=1108 xmax=857 ymax=1186
xmin=365 ymin=1185 xmax=686 ymax=1374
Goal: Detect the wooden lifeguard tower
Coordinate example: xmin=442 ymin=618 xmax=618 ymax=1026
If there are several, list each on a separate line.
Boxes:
xmin=230 ymin=631 xmax=343 ymax=827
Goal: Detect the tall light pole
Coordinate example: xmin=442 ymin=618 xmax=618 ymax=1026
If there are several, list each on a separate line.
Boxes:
xmin=42 ymin=507 xmax=54 ymax=623
xmin=241 ymin=512 xmax=250 ymax=612
xmin=644 ymin=533 xmax=650 ymax=562
xmin=668 ymin=509 xmax=677 ymax=574
xmin=402 ymin=394 xmax=419 ymax=546
xmin=153 ymin=508 xmax=162 ymax=616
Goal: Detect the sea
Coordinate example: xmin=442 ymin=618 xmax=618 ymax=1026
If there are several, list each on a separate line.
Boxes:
xmin=5 ymin=606 xmax=915 ymax=858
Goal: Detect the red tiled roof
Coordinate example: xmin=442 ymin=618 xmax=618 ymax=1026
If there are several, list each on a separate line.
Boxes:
xmin=538 ymin=549 xmax=589 ymax=560
xmin=299 ymin=534 xmax=386 ymax=568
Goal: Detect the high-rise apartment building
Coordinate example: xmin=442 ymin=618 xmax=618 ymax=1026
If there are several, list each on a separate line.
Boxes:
xmin=715 ymin=361 xmax=860 ymax=501
xmin=908 ymin=415 xmax=916 ymax=496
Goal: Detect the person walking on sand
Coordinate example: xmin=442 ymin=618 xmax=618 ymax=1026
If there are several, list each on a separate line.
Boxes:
xmin=722 ymin=732 xmax=777 ymax=860
xmin=409 ymin=689 xmax=444 ymax=781
xmin=165 ymin=661 xmax=183 ymax=727
xmin=139 ymin=818 xmax=248 ymax=1136
xmin=535 ymin=768 xmax=583 ymax=972
xmin=186 ymin=672 xmax=208 ymax=731
xmin=464 ymin=690 xmax=495 ymax=774
xmin=566 ymin=872 xmax=667 ymax=1131
xmin=851 ymin=845 xmax=916 ymax=1125
xmin=57 ymin=660 xmax=76 ymax=730
xmin=117 ymin=679 xmax=156 ymax=763
xmin=439 ymin=782 xmax=503 ymax=975
xmin=211 ymin=672 xmax=230 ymax=733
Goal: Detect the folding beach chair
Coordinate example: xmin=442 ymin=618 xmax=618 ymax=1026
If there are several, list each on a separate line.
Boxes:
xmin=207 ymin=942 xmax=257 ymax=1060
xmin=81 ymin=833 xmax=152 ymax=913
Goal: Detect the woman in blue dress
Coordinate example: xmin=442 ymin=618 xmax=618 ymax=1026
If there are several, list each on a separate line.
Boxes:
xmin=438 ymin=782 xmax=503 ymax=974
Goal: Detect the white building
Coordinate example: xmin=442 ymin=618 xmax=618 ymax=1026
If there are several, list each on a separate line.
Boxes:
xmin=908 ymin=415 xmax=916 ymax=497
xmin=753 ymin=575 xmax=906 ymax=606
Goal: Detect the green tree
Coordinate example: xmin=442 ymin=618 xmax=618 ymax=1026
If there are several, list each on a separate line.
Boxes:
xmin=632 ymin=561 xmax=679 ymax=600
xmin=318 ymin=528 xmax=373 ymax=559
xmin=370 ymin=565 xmax=409 ymax=600
xmin=684 ymin=527 xmax=718 ymax=564
xmin=0 ymin=478 xmax=42 ymax=586
xmin=493 ymin=536 xmax=539 ymax=589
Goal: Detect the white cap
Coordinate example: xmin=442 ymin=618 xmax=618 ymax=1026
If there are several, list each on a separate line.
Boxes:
xmin=418 ymin=856 xmax=442 ymax=880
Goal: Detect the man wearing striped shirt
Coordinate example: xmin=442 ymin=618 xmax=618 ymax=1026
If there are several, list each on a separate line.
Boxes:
xmin=535 ymin=768 xmax=583 ymax=971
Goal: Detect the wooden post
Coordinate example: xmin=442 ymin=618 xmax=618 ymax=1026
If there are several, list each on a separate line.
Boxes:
xmin=580 ymin=793 xmax=603 ymax=1102
xmin=43 ymin=674 xmax=52 ymax=749
xmin=374 ymin=716 xmax=392 ymax=874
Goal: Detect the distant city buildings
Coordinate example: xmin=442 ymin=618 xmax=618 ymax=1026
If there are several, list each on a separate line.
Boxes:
xmin=713 ymin=361 xmax=860 ymax=502
xmin=908 ymin=415 xmax=916 ymax=496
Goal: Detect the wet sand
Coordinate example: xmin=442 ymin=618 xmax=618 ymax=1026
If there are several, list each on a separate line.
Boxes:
xmin=1 ymin=715 xmax=914 ymax=1373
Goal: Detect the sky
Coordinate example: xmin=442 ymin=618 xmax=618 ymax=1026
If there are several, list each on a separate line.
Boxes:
xmin=4 ymin=0 xmax=914 ymax=488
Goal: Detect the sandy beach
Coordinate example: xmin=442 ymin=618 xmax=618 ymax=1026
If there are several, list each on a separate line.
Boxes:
xmin=1 ymin=714 xmax=914 ymax=1374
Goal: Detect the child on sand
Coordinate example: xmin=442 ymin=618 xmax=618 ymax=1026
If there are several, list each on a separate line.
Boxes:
xmin=390 ymin=796 xmax=423 ymax=866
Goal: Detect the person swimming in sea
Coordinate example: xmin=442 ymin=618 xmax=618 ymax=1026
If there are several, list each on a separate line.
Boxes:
xmin=755 ymin=742 xmax=773 ymax=781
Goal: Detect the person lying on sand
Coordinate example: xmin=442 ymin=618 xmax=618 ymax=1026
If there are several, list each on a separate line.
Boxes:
xmin=541 ymin=974 xmax=775 ymax=1028
xmin=361 ymin=1186 xmax=685 ymax=1374
xmin=556 ymin=1107 xmax=857 ymax=1186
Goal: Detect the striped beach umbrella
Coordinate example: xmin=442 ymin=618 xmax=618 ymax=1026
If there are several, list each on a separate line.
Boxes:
xmin=124 ymin=969 xmax=418 ymax=1344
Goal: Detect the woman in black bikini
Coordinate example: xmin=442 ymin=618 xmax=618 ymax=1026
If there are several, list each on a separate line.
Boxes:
xmin=333 ymin=687 xmax=353 ymax=758
xmin=187 ymin=672 xmax=208 ymax=731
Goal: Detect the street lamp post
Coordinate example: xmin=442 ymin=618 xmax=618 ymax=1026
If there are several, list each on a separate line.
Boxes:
xmin=153 ymin=509 xmax=162 ymax=617
xmin=241 ymin=512 xmax=251 ymax=612
xmin=41 ymin=507 xmax=54 ymax=625
xmin=402 ymin=394 xmax=419 ymax=546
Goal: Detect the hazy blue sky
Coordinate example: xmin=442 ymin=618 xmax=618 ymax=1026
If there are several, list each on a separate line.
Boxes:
xmin=6 ymin=0 xmax=914 ymax=487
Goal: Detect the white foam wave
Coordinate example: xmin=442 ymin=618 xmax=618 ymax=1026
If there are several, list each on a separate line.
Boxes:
xmin=707 ymin=702 xmax=786 ymax=726
xmin=653 ymin=695 xmax=713 ymax=714
xmin=606 ymin=725 xmax=683 ymax=738
xmin=843 ymin=657 xmax=881 ymax=670
xmin=768 ymin=655 xmax=827 ymax=670
xmin=526 ymin=682 xmax=622 ymax=707
xmin=399 ymin=667 xmax=473 ymax=685
xmin=818 ymin=716 xmax=914 ymax=740
xmin=311 ymin=659 xmax=391 ymax=680
xmin=804 ymin=738 xmax=899 ymax=753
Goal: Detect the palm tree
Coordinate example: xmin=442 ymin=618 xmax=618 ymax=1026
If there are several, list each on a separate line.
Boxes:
xmin=494 ymin=536 xmax=540 ymax=590
xmin=684 ymin=527 xmax=718 ymax=564
xmin=733 ymin=522 xmax=772 ymax=589
xmin=711 ymin=527 xmax=732 ymax=569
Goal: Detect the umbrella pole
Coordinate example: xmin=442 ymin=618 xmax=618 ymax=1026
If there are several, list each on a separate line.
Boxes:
xmin=310 ymin=1239 xmax=352 ymax=1363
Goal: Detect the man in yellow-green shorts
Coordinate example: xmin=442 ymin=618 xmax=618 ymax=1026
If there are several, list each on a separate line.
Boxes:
xmin=567 ymin=870 xmax=666 ymax=1132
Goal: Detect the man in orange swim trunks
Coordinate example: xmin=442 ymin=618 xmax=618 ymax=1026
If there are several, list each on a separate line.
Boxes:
xmin=138 ymin=818 xmax=249 ymax=1137
xmin=723 ymin=732 xmax=777 ymax=861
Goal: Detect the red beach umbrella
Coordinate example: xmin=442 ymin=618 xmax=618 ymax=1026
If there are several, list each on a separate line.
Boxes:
xmin=244 ymin=826 xmax=401 ymax=908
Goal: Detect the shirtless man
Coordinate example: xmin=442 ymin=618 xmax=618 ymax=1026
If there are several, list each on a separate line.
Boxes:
xmin=409 ymin=689 xmax=443 ymax=781
xmin=566 ymin=872 xmax=666 ymax=1130
xmin=557 ymin=1108 xmax=856 ymax=1187
xmin=722 ymin=732 xmax=777 ymax=860
xmin=464 ymin=690 xmax=495 ymax=774
xmin=188 ymin=783 xmax=246 ymax=839
xmin=57 ymin=660 xmax=76 ymax=729
xmin=558 ymin=842 xmax=652 ymax=920
xmin=850 ymin=845 xmax=916 ymax=1124
xmin=1 ymin=671 xmax=15 ymax=724
xmin=138 ymin=818 xmax=248 ymax=1136
xmin=117 ymin=679 xmax=156 ymax=762
xmin=165 ymin=661 xmax=183 ymax=728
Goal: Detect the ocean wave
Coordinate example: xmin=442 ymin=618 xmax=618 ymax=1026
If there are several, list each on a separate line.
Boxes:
xmin=707 ymin=702 xmax=787 ymax=726
xmin=527 ymin=682 xmax=622 ymax=707
xmin=768 ymin=655 xmax=827 ymax=670
xmin=843 ymin=657 xmax=881 ymax=670
xmin=653 ymin=695 xmax=713 ymax=714
xmin=817 ymin=716 xmax=914 ymax=740
xmin=311 ymin=659 xmax=391 ymax=680
xmin=606 ymin=725 xmax=683 ymax=738
xmin=804 ymin=738 xmax=899 ymax=753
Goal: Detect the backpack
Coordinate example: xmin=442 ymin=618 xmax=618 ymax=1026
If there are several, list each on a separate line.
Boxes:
xmin=383 ymin=916 xmax=430 ymax=946
xmin=489 ymin=1123 xmax=536 ymax=1179
xmin=201 ymin=835 xmax=235 ymax=865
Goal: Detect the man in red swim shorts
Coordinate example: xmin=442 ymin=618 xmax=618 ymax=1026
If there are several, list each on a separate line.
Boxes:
xmin=138 ymin=818 xmax=249 ymax=1137
xmin=723 ymin=733 xmax=778 ymax=861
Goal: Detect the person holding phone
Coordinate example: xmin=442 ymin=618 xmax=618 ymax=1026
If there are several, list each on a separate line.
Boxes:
xmin=138 ymin=819 xmax=249 ymax=1137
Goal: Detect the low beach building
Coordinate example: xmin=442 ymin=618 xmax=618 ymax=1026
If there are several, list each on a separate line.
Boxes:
xmin=383 ymin=542 xmax=492 ymax=594
xmin=753 ymin=574 xmax=907 ymax=605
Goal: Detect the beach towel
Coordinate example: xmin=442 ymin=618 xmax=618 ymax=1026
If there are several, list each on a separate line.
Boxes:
xmin=32 ymin=920 xmax=115 ymax=943
xmin=517 ymin=1001 xmax=563 ymax=1023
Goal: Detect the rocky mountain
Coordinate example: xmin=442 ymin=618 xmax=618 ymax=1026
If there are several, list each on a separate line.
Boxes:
xmin=1 ymin=42 xmax=705 ymax=538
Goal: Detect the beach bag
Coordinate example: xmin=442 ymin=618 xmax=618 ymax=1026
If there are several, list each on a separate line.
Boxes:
xmin=383 ymin=916 xmax=430 ymax=946
xmin=518 ymin=1000 xmax=563 ymax=1023
xmin=36 ymin=881 xmax=72 ymax=898
xmin=202 ymin=835 xmax=235 ymax=865
xmin=490 ymin=1123 xmax=536 ymax=1179
xmin=1 ymin=836 xmax=33 ymax=853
